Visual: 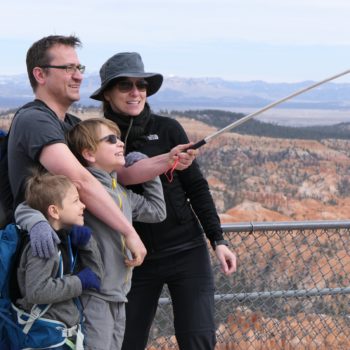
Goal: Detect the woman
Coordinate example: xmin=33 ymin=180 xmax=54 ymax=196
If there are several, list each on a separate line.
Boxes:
xmin=90 ymin=52 xmax=237 ymax=350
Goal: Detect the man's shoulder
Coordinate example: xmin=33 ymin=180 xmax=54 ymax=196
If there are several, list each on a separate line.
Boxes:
xmin=14 ymin=100 xmax=55 ymax=123
xmin=17 ymin=100 xmax=52 ymax=115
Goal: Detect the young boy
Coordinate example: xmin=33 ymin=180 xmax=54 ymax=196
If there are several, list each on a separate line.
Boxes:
xmin=65 ymin=118 xmax=166 ymax=350
xmin=14 ymin=172 xmax=103 ymax=349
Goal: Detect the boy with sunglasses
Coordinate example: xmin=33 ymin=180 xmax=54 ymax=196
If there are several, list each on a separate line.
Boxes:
xmin=65 ymin=118 xmax=166 ymax=349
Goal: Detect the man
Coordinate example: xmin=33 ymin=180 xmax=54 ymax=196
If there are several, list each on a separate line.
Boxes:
xmin=8 ymin=35 xmax=195 ymax=264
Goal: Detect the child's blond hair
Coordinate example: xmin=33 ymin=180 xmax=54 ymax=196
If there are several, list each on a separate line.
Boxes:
xmin=25 ymin=170 xmax=74 ymax=219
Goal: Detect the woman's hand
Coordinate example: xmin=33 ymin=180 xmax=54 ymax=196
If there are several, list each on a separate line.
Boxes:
xmin=215 ymin=245 xmax=237 ymax=276
xmin=169 ymin=142 xmax=198 ymax=171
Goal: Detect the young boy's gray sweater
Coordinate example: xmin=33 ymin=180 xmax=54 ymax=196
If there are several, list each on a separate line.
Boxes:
xmin=16 ymin=233 xmax=103 ymax=327
xmin=83 ymin=167 xmax=166 ymax=302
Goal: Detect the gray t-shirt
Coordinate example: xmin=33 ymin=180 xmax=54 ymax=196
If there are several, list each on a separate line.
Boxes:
xmin=8 ymin=100 xmax=80 ymax=206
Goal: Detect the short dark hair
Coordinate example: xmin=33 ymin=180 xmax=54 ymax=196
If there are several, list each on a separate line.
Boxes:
xmin=26 ymin=35 xmax=82 ymax=91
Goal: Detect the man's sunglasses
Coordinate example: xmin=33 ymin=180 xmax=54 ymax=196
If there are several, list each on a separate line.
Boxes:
xmin=115 ymin=80 xmax=148 ymax=93
xmin=99 ymin=134 xmax=121 ymax=144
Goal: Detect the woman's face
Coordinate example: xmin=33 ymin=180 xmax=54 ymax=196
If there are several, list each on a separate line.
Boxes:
xmin=104 ymin=77 xmax=148 ymax=117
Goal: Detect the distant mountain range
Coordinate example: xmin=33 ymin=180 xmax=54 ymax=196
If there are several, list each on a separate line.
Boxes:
xmin=1 ymin=73 xmax=350 ymax=112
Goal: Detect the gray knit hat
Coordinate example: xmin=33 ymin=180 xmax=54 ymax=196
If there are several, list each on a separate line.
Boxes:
xmin=90 ymin=52 xmax=163 ymax=100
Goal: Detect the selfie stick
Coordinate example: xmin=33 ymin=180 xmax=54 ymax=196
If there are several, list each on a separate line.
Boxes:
xmin=189 ymin=69 xmax=350 ymax=149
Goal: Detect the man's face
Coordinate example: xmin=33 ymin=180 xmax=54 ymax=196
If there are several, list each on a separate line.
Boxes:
xmin=42 ymin=44 xmax=83 ymax=108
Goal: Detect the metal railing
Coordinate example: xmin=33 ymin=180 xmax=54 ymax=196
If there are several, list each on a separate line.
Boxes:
xmin=146 ymin=220 xmax=350 ymax=349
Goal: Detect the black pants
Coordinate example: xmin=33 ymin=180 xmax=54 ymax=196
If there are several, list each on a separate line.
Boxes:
xmin=121 ymin=244 xmax=216 ymax=350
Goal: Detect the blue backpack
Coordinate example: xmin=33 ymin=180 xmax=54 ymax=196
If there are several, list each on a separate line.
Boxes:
xmin=0 ymin=223 xmax=18 ymax=349
xmin=0 ymin=224 xmax=84 ymax=349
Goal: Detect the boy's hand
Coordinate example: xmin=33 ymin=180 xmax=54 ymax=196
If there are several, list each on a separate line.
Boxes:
xmin=29 ymin=221 xmax=61 ymax=259
xmin=76 ymin=267 xmax=100 ymax=291
xmin=70 ymin=225 xmax=92 ymax=247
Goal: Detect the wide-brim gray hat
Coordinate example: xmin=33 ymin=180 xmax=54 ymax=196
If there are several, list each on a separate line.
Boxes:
xmin=90 ymin=52 xmax=163 ymax=101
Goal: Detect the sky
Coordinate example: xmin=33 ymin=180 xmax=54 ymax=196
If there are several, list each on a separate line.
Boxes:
xmin=2 ymin=0 xmax=350 ymax=83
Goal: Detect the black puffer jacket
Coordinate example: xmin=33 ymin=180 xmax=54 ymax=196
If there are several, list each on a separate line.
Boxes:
xmin=107 ymin=109 xmax=224 ymax=259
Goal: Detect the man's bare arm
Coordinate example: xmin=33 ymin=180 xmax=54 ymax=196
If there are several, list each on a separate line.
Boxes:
xmin=39 ymin=143 xmax=146 ymax=266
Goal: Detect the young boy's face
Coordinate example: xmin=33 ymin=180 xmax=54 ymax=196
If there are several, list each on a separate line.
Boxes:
xmin=58 ymin=185 xmax=85 ymax=227
xmin=91 ymin=124 xmax=125 ymax=172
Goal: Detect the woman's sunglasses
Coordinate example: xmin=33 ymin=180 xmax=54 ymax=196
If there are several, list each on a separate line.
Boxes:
xmin=115 ymin=80 xmax=148 ymax=93
xmin=99 ymin=134 xmax=121 ymax=144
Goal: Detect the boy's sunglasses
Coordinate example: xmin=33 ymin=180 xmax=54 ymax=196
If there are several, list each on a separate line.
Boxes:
xmin=115 ymin=80 xmax=148 ymax=93
xmin=99 ymin=134 xmax=121 ymax=144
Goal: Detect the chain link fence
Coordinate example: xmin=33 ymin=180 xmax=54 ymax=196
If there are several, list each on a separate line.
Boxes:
xmin=146 ymin=220 xmax=350 ymax=349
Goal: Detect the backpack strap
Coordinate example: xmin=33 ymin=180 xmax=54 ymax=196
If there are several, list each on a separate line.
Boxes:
xmin=20 ymin=250 xmax=63 ymax=334
xmin=67 ymin=235 xmax=84 ymax=326
xmin=19 ymin=304 xmax=52 ymax=334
